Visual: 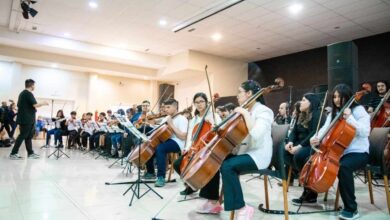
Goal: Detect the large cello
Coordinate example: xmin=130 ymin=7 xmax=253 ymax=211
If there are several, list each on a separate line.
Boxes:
xmin=182 ymin=78 xmax=284 ymax=190
xmin=299 ymin=90 xmax=367 ymax=193
xmin=179 ymin=93 xmax=219 ymax=173
xmin=129 ymin=106 xmax=192 ymax=167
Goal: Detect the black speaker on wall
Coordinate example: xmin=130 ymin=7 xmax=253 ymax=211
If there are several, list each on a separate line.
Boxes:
xmin=327 ymin=41 xmax=358 ymax=92
xmin=159 ymin=83 xmax=174 ymax=104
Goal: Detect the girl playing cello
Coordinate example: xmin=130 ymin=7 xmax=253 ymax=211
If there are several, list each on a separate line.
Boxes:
xmin=302 ymin=84 xmax=370 ymax=220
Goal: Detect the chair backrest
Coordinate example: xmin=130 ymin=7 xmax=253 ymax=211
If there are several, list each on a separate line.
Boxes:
xmin=369 ymin=127 xmax=390 ymax=172
xmin=270 ymin=124 xmax=289 ymax=176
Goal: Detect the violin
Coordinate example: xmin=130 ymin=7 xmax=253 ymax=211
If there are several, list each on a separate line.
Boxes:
xmin=181 ymin=78 xmax=284 ymax=190
xmin=299 ymin=90 xmax=367 ymax=193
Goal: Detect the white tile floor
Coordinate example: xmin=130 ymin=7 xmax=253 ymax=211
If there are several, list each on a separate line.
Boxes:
xmin=0 ymin=140 xmax=389 ymax=220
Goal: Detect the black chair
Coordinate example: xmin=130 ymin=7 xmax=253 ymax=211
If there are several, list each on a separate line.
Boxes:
xmin=230 ymin=124 xmax=290 ymax=220
xmin=334 ymin=127 xmax=390 ymax=214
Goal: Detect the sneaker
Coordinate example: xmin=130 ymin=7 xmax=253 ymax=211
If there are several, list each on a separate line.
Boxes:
xmin=292 ymin=196 xmax=317 ymax=206
xmin=9 ymin=154 xmax=24 ymax=160
xmin=235 ymin=205 xmax=254 ymax=220
xmin=196 ymin=200 xmax=222 ymax=214
xmin=180 ymin=186 xmax=196 ymax=195
xmin=155 ymin=176 xmax=166 ymax=187
xmin=28 ymin=153 xmax=40 ymax=159
xmin=142 ymin=172 xmax=156 ymax=180
xmin=339 ymin=210 xmax=359 ymax=220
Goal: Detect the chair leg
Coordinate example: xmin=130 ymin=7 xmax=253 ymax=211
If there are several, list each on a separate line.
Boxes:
xmin=167 ymin=153 xmax=174 ymax=182
xmin=324 ymin=190 xmax=328 ymax=202
xmin=219 ymin=184 xmax=224 ymax=204
xmin=230 ymin=211 xmax=235 ymax=220
xmin=383 ymin=175 xmax=390 ymax=214
xmin=367 ymin=170 xmax=374 ymax=204
xmin=282 ymin=179 xmax=289 ymax=220
xmin=286 ymin=166 xmax=292 ymax=192
xmin=334 ymin=184 xmax=340 ymax=210
xmin=264 ymin=175 xmax=269 ymax=209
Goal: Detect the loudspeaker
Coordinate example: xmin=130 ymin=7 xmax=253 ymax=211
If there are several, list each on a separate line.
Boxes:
xmin=327 ymin=41 xmax=358 ymax=92
xmin=159 ymin=83 xmax=174 ymax=104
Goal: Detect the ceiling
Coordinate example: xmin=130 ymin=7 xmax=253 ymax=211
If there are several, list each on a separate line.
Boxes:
xmin=1 ymin=0 xmax=390 ymax=63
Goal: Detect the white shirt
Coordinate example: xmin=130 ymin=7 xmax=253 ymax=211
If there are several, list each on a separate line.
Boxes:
xmin=312 ymin=105 xmax=370 ymax=155
xmin=184 ymin=111 xmax=221 ymax=151
xmin=168 ymin=114 xmax=189 ymax=150
xmin=67 ymin=118 xmax=78 ymax=131
xmin=238 ymin=102 xmax=274 ymax=170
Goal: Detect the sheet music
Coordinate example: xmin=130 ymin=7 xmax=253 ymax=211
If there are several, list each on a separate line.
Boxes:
xmin=114 ymin=114 xmax=148 ymax=142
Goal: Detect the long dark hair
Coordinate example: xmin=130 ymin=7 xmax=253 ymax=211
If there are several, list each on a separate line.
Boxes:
xmin=331 ymin=84 xmax=357 ymax=119
xmin=240 ymin=80 xmax=265 ymax=104
xmin=56 ymin=110 xmax=64 ymax=118
xmin=193 ymin=92 xmax=208 ymax=116
xmin=297 ymin=93 xmax=320 ymax=128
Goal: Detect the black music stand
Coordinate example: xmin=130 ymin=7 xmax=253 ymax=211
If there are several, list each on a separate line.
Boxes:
xmin=105 ymin=136 xmax=163 ymax=206
xmin=48 ymin=144 xmax=70 ymax=160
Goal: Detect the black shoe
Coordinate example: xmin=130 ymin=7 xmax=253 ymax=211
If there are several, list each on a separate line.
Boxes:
xmin=180 ymin=186 xmax=196 ymax=196
xmin=292 ymin=196 xmax=317 ymax=206
xmin=56 ymin=143 xmax=64 ymax=148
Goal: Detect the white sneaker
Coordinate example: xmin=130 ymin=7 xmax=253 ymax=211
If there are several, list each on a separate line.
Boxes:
xmin=196 ymin=200 xmax=222 ymax=214
xmin=235 ymin=205 xmax=254 ymax=220
xmin=10 ymin=154 xmax=24 ymax=160
xmin=28 ymin=153 xmax=40 ymax=159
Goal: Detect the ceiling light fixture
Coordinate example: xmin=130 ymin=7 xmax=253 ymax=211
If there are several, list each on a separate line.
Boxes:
xmin=288 ymin=3 xmax=303 ymax=15
xmin=159 ymin=19 xmax=167 ymax=26
xmin=211 ymin=33 xmax=222 ymax=42
xmin=63 ymin=32 xmax=71 ymax=37
xmin=51 ymin=63 xmax=58 ymax=68
xmin=89 ymin=1 xmax=98 ymax=9
xmin=172 ymin=0 xmax=244 ymax=33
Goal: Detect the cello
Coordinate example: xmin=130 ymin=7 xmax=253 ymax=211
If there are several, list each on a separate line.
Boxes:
xmin=129 ymin=106 xmax=192 ymax=167
xmin=182 ymin=78 xmax=284 ymax=190
xmin=299 ymin=90 xmax=367 ymax=193
xmin=179 ymin=93 xmax=220 ymax=173
xmin=370 ymin=88 xmax=390 ymax=128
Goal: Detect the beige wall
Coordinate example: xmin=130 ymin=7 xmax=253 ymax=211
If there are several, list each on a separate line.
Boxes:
xmin=0 ymin=61 xmax=156 ymax=116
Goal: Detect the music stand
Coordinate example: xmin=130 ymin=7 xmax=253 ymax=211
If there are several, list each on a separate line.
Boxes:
xmin=47 ymin=143 xmax=70 ymax=160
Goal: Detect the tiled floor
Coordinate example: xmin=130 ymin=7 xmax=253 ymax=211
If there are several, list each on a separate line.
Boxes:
xmin=0 ymin=140 xmax=389 ymax=220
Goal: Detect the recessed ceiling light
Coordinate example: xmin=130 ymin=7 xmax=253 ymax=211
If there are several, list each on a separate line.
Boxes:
xmin=211 ymin=33 xmax=222 ymax=42
xmin=63 ymin=32 xmax=71 ymax=37
xmin=51 ymin=63 xmax=58 ymax=68
xmin=288 ymin=3 xmax=303 ymax=14
xmin=89 ymin=1 xmax=98 ymax=9
xmin=159 ymin=19 xmax=167 ymax=26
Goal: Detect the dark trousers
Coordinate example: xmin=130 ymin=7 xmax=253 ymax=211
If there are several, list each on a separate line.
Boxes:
xmin=1 ymin=122 xmax=16 ymax=139
xmin=81 ymin=132 xmax=91 ymax=147
xmin=338 ymin=152 xmax=369 ymax=212
xmin=221 ymin=154 xmax=258 ymax=210
xmin=285 ymin=146 xmax=318 ymax=199
xmin=173 ymin=155 xmax=220 ymax=200
xmin=90 ymin=131 xmax=104 ymax=150
xmin=11 ymin=123 xmax=35 ymax=155
xmin=68 ymin=130 xmax=79 ymax=147
xmin=146 ymin=139 xmax=180 ymax=178
xmin=46 ymin=128 xmax=59 ymax=145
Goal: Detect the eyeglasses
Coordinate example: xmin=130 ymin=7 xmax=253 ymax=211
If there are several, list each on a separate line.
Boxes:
xmin=194 ymin=100 xmax=206 ymax=104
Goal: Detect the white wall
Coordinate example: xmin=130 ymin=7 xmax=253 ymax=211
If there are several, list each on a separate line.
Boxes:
xmin=0 ymin=61 xmax=156 ymax=116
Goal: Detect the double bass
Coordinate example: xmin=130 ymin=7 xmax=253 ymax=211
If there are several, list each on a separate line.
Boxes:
xmin=182 ymin=78 xmax=284 ymax=190
xmin=299 ymin=90 xmax=367 ymax=193
xmin=129 ymin=106 xmax=192 ymax=167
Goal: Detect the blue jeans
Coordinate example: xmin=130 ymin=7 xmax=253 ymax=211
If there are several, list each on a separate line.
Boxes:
xmin=146 ymin=139 xmax=180 ymax=178
xmin=111 ymin=133 xmax=122 ymax=151
xmin=46 ymin=128 xmax=59 ymax=145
